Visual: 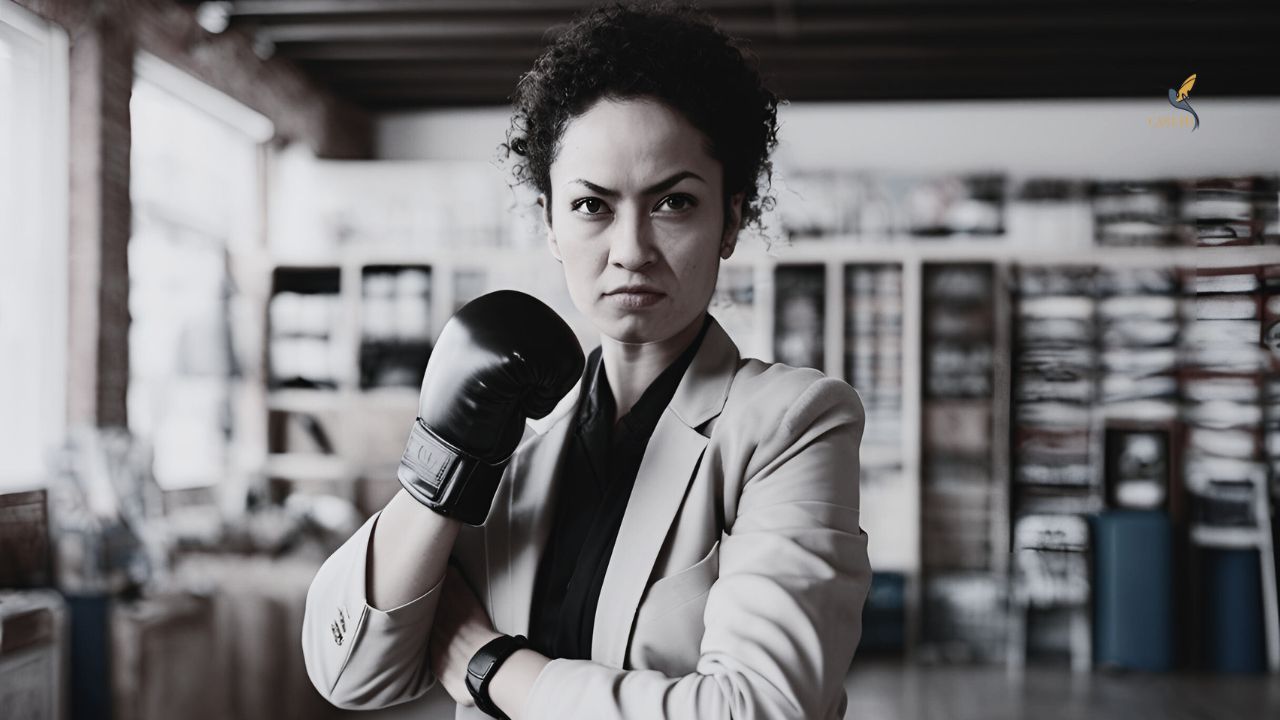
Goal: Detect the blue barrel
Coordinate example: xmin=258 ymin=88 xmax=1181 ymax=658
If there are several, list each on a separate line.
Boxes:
xmin=1092 ymin=510 xmax=1174 ymax=671
xmin=1203 ymin=547 xmax=1267 ymax=673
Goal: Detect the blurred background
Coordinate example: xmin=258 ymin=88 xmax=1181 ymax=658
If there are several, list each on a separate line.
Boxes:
xmin=2 ymin=1 xmax=1280 ymax=718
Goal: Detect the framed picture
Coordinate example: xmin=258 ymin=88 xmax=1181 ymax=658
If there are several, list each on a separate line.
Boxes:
xmin=1104 ymin=426 xmax=1172 ymax=510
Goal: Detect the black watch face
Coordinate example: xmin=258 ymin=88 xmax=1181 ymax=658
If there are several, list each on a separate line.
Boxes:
xmin=470 ymin=654 xmax=498 ymax=676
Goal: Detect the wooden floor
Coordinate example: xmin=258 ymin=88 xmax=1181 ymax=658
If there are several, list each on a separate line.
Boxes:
xmin=844 ymin=661 xmax=1280 ymax=720
xmin=351 ymin=660 xmax=1280 ymax=719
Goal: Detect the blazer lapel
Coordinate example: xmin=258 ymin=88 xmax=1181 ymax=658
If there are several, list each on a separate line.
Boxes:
xmin=484 ymin=313 xmax=741 ymax=665
xmin=592 ymin=315 xmax=740 ymax=667
xmin=486 ymin=373 xmax=581 ymax=635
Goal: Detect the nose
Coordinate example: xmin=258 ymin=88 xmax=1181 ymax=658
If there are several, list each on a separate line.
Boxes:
xmin=608 ymin=207 xmax=657 ymax=271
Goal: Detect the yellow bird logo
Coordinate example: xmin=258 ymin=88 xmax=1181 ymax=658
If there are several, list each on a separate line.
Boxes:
xmin=1167 ymin=73 xmax=1200 ymax=131
xmin=1175 ymin=74 xmax=1196 ymax=102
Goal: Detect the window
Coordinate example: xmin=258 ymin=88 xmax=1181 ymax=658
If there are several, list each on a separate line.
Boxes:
xmin=128 ymin=52 xmax=271 ymax=490
xmin=0 ymin=1 xmax=68 ymax=491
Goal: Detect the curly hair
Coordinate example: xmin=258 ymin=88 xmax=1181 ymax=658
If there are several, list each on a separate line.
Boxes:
xmin=502 ymin=1 xmax=781 ymax=234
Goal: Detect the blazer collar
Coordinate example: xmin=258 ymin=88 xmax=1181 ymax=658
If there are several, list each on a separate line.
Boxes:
xmin=489 ymin=312 xmax=741 ymax=667
xmin=526 ymin=312 xmax=739 ymax=438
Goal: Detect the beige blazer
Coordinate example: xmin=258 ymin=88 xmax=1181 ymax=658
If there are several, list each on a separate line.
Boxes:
xmin=302 ymin=313 xmax=871 ymax=719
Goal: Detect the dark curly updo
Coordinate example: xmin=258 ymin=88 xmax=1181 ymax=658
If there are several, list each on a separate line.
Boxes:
xmin=503 ymin=1 xmax=781 ymax=233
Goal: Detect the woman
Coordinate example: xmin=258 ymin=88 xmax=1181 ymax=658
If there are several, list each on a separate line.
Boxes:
xmin=301 ymin=4 xmax=871 ymax=719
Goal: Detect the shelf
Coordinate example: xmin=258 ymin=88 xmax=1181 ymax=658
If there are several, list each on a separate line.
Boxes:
xmin=1190 ymin=524 xmax=1269 ymax=549
xmin=263 ymin=453 xmax=352 ymax=482
xmin=266 ymin=388 xmax=342 ymax=413
xmin=732 ymin=237 xmax=1280 ymax=267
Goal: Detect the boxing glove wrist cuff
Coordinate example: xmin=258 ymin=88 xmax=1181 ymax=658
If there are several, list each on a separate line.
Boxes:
xmin=396 ymin=417 xmax=511 ymax=526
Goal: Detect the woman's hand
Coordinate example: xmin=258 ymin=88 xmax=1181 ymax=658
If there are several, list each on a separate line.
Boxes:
xmin=428 ymin=563 xmax=502 ymax=707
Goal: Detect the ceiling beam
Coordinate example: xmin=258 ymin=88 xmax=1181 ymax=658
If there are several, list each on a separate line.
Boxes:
xmin=196 ymin=0 xmax=1280 ymax=109
xmin=244 ymin=11 xmax=1274 ymax=45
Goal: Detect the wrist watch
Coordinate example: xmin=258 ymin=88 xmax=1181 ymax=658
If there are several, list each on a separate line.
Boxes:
xmin=465 ymin=633 xmax=530 ymax=719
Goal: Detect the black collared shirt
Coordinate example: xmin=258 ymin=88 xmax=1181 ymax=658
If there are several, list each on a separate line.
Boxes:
xmin=527 ymin=313 xmax=713 ymax=660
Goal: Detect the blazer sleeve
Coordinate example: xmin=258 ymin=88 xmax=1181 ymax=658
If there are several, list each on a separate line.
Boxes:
xmin=301 ymin=509 xmax=443 ymax=710
xmin=521 ymin=374 xmax=872 ymax=720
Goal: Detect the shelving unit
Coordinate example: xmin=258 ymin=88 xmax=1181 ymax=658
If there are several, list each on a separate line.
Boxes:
xmin=255 ymin=153 xmax=1280 ymax=667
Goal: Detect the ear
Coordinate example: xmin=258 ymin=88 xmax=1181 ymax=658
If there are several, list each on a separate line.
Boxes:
xmin=538 ymin=194 xmax=562 ymax=263
xmin=720 ymin=191 xmax=745 ymax=260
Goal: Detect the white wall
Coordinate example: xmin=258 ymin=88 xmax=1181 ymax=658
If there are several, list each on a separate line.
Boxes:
xmin=377 ymin=98 xmax=1280 ymax=178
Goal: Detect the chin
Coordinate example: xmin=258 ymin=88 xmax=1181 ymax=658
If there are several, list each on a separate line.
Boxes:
xmin=595 ymin=308 xmax=668 ymax=343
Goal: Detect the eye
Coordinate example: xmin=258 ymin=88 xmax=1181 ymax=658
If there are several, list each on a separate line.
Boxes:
xmin=571 ymin=197 xmax=611 ymax=216
xmin=655 ymin=194 xmax=697 ymax=213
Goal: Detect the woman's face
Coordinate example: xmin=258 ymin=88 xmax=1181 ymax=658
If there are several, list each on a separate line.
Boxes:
xmin=541 ymin=96 xmax=743 ymax=344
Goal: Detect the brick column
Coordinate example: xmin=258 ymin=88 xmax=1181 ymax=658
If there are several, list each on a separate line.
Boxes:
xmin=66 ymin=11 xmax=134 ymax=427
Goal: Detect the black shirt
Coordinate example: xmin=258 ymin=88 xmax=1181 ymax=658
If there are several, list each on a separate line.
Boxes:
xmin=527 ymin=313 xmax=713 ymax=660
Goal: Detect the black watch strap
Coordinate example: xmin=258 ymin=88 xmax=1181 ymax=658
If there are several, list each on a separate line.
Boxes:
xmin=465 ymin=634 xmax=530 ymax=719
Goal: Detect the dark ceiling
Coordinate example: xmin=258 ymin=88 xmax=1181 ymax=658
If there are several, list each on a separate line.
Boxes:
xmin=206 ymin=0 xmax=1280 ymax=110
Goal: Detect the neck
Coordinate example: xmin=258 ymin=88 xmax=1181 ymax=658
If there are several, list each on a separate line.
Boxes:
xmin=599 ymin=311 xmax=706 ymax=425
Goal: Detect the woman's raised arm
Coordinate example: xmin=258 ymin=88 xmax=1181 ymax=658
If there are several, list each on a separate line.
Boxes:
xmin=302 ymin=290 xmax=585 ymax=710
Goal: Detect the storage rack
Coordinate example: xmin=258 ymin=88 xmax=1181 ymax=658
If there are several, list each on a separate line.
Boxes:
xmin=257 ymin=157 xmax=1280 ymax=666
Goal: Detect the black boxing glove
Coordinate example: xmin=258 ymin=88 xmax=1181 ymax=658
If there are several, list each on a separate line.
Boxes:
xmin=397 ymin=290 xmax=584 ymax=525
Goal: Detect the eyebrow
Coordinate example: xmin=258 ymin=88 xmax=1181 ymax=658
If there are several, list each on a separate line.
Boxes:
xmin=569 ymin=170 xmax=705 ymax=197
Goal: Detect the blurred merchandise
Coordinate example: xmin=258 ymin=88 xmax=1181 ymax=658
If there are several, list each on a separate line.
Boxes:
xmin=1182 ymin=267 xmax=1267 ymax=373
xmin=895 ymin=173 xmax=1005 ymax=238
xmin=844 ymin=264 xmax=904 ymax=485
xmin=1178 ymin=264 xmax=1280 ymax=669
xmin=359 ymin=265 xmax=433 ymax=389
xmin=45 ymin=427 xmax=166 ymax=596
xmin=776 ymin=170 xmax=1005 ymax=240
xmin=1183 ymin=176 xmax=1280 ymax=247
xmin=1096 ymin=266 xmax=1181 ymax=422
xmin=776 ymin=169 xmax=862 ymax=239
xmin=1009 ymin=515 xmax=1090 ymax=670
xmin=1264 ymin=267 xmax=1280 ymax=500
xmin=919 ymin=263 xmax=1005 ymax=661
xmin=268 ymin=269 xmax=342 ymax=390
xmin=773 ymin=265 xmax=825 ymax=371
xmin=1092 ymin=180 xmax=1187 ymax=247
xmin=1007 ymin=178 xmax=1093 ymax=250
xmin=1011 ymin=266 xmax=1098 ymax=514
xmin=1013 ymin=515 xmax=1090 ymax=608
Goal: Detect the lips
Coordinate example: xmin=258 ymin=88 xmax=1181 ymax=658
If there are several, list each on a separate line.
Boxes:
xmin=607 ymin=285 xmax=663 ymax=295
